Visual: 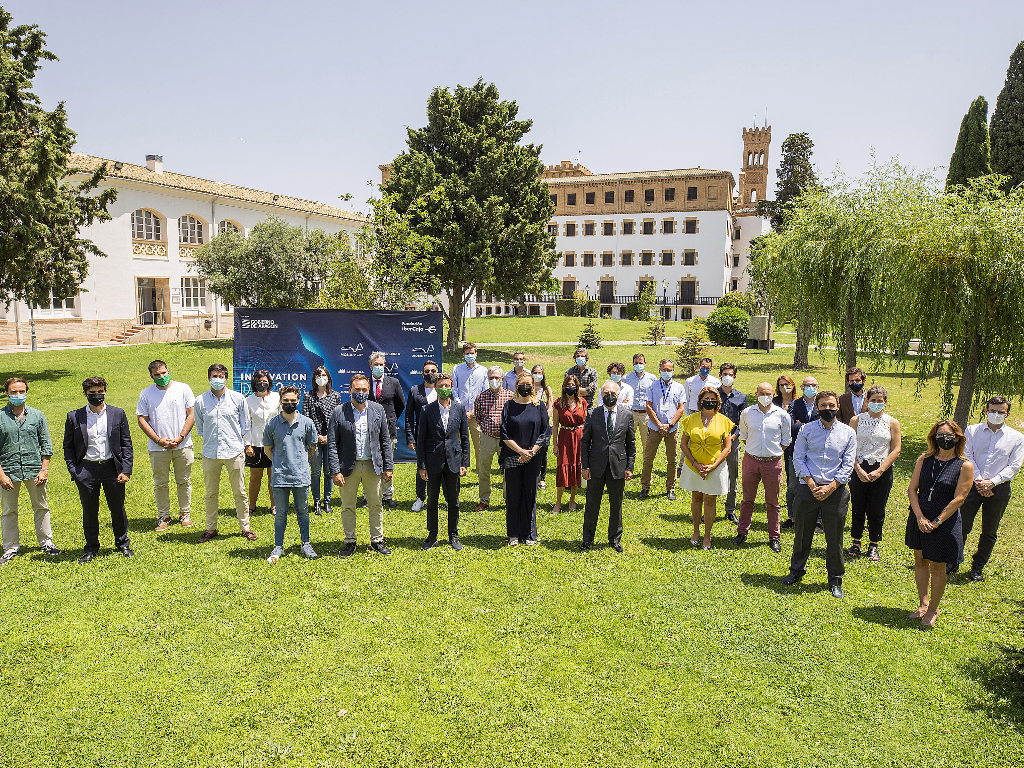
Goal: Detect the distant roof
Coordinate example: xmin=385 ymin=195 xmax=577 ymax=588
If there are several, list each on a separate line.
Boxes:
xmin=543 ymin=167 xmax=735 ymax=186
xmin=68 ymin=153 xmax=365 ymax=223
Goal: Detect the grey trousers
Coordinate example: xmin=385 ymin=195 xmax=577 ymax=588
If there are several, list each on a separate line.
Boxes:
xmin=789 ymin=483 xmax=850 ymax=579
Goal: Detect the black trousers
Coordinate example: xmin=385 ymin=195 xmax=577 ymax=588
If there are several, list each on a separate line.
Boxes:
xmin=849 ymin=461 xmax=893 ymax=542
xmin=76 ymin=460 xmax=129 ymax=552
xmin=582 ymin=469 xmax=625 ymax=546
xmin=426 ymin=466 xmax=461 ymax=537
xmin=960 ymin=483 xmax=1012 ymax=570
xmin=789 ymin=483 xmax=850 ymax=579
xmin=505 ymin=458 xmax=542 ymax=541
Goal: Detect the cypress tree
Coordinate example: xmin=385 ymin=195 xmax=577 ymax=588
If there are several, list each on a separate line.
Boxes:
xmin=990 ymin=41 xmax=1024 ymax=188
xmin=945 ymin=96 xmax=991 ymax=191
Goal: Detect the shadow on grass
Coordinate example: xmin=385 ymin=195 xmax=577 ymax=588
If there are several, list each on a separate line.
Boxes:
xmin=961 ymin=600 xmax=1024 ymax=732
xmin=167 ymin=339 xmax=233 ymax=353
xmin=641 ymin=534 xmax=739 ymax=552
xmin=540 ymin=538 xmax=582 ymax=552
xmin=739 ymin=572 xmax=828 ymax=595
xmin=851 ymin=604 xmax=921 ymax=628
xmin=459 ymin=533 xmax=508 ymax=551
xmin=0 ymin=368 xmax=73 ymax=385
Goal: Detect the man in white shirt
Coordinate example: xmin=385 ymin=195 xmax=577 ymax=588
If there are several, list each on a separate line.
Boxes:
xmin=734 ymin=382 xmax=792 ymax=552
xmin=623 ymin=353 xmax=656 ymax=455
xmin=960 ymin=396 xmax=1024 ymax=581
xmin=503 ymin=351 xmax=527 ymax=392
xmin=137 ymin=360 xmax=195 ymax=531
xmin=684 ymin=356 xmax=721 ymax=415
xmin=642 ymin=359 xmax=686 ymax=500
xmin=605 ymin=362 xmax=634 ymax=408
xmin=451 ymin=341 xmax=488 ymax=470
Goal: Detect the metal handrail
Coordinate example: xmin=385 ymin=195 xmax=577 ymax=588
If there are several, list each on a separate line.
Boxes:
xmin=115 ymin=308 xmax=209 ymax=338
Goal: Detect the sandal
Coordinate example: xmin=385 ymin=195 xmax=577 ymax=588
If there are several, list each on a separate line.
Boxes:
xmin=690 ymin=537 xmax=700 ymax=547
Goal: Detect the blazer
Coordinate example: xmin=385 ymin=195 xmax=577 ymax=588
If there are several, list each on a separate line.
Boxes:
xmin=368 ymin=375 xmax=406 ymax=442
xmin=838 ymin=392 xmax=864 ymax=426
xmin=326 ymin=401 xmax=394 ymax=478
xmin=416 ymin=399 xmax=471 ymax=475
xmin=580 ymin=405 xmax=636 ymax=480
xmin=405 ymin=383 xmax=433 ymax=446
xmin=62 ymin=405 xmax=134 ymax=479
xmin=789 ymin=397 xmax=820 ymax=445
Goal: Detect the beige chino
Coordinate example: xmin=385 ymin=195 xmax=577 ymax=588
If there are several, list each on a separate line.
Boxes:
xmin=0 ymin=480 xmax=54 ymax=553
xmin=202 ymin=453 xmax=250 ymax=532
xmin=339 ymin=459 xmax=384 ymax=543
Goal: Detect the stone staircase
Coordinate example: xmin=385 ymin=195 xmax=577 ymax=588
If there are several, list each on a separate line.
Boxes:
xmin=110 ymin=324 xmax=145 ymax=344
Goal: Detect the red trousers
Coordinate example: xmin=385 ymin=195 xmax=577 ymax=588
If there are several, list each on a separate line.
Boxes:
xmin=737 ymin=453 xmax=784 ymax=540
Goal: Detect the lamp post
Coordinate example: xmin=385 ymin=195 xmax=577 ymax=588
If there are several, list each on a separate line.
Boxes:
xmin=29 ymin=303 xmax=37 ymax=352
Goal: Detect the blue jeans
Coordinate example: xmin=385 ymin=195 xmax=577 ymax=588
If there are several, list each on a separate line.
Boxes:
xmin=272 ymin=486 xmax=310 ymax=548
xmin=310 ymin=445 xmax=334 ymax=504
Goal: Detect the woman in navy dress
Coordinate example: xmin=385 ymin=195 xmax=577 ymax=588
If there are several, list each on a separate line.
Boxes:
xmin=905 ymin=420 xmax=974 ymax=627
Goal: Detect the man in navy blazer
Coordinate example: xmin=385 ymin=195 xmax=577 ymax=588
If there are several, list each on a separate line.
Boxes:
xmin=416 ymin=373 xmax=470 ymax=551
xmin=784 ymin=375 xmax=821 ymax=527
xmin=62 ymin=376 xmax=134 ymax=562
xmin=367 ymin=351 xmax=406 ymax=508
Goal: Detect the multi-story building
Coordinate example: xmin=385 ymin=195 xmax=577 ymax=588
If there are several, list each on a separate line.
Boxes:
xmin=473 ymin=126 xmax=771 ymax=320
xmin=0 ymin=153 xmax=364 ymax=346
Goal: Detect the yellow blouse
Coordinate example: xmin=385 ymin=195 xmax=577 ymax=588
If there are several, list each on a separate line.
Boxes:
xmin=681 ymin=412 xmax=734 ymax=471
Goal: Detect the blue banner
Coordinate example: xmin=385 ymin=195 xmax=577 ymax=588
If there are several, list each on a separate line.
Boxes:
xmin=233 ymin=308 xmax=443 ymax=462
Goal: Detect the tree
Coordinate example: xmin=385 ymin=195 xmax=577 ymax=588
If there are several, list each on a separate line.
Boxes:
xmin=991 ymin=41 xmax=1024 ymax=189
xmin=382 ymin=80 xmax=559 ymax=351
xmin=946 ymin=96 xmax=991 ymax=191
xmin=0 ymin=9 xmax=115 ymax=312
xmin=675 ymin=324 xmax=710 ymax=376
xmin=646 ymin=317 xmax=666 ymax=346
xmin=577 ymin=319 xmax=602 ymax=350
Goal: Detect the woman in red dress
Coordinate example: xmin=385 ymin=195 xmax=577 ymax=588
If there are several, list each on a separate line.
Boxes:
xmin=552 ymin=373 xmax=587 ymax=514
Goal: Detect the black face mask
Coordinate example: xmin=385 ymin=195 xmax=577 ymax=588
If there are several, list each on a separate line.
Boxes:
xmin=517 ymin=384 xmax=533 ymax=397
xmin=818 ymin=408 xmax=838 ymax=423
xmin=849 ymin=381 xmax=864 ymax=393
xmin=935 ymin=433 xmax=958 ymax=450
xmin=423 ymin=372 xmax=437 ymax=383
xmin=564 ymin=386 xmax=577 ymax=395
xmin=281 ymin=402 xmax=298 ymax=414
xmin=253 ymin=381 xmax=269 ymax=393
xmin=700 ymin=400 xmax=717 ymax=411
xmin=602 ymin=392 xmax=618 ymax=408
xmin=87 ymin=393 xmax=105 ymax=406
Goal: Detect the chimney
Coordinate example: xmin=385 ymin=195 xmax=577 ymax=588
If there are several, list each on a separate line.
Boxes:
xmin=145 ymin=154 xmax=163 ymax=174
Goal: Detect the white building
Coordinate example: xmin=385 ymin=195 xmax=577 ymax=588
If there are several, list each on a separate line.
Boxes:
xmin=473 ymin=126 xmax=771 ymax=320
xmin=0 ymin=153 xmax=364 ymax=346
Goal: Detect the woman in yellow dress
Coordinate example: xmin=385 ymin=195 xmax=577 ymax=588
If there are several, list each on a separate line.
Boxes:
xmin=679 ymin=387 xmax=734 ymax=549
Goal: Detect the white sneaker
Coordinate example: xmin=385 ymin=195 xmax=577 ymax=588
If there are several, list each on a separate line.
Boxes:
xmin=267 ymin=546 xmax=285 ymax=564
xmin=411 ymin=498 xmax=425 ymax=512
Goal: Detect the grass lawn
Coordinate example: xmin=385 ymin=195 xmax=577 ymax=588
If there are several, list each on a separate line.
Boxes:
xmin=0 ymin=339 xmax=1022 ymax=768
xmin=464 ymin=315 xmax=701 ymax=343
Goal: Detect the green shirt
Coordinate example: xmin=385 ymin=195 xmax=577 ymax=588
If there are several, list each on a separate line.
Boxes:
xmin=0 ymin=404 xmax=53 ymax=481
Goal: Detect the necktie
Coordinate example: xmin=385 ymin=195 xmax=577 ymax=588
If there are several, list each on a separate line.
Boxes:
xmin=606 ymin=409 xmax=613 ymax=438
xmin=376 ymin=380 xmax=381 ymax=400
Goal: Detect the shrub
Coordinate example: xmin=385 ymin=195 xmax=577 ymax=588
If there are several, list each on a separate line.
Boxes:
xmin=717 ymin=291 xmax=759 ymax=315
xmin=646 ymin=318 xmax=666 ymax=346
xmin=555 ymin=299 xmax=576 ymax=317
xmin=705 ymin=306 xmax=750 ymax=347
xmin=675 ymin=324 xmax=710 ymax=376
xmin=577 ymin=319 xmax=602 ymax=350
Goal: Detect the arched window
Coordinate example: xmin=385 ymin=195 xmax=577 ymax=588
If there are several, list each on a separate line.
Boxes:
xmin=750 ymin=189 xmax=757 ymax=202
xmin=179 ymin=215 xmax=205 ymax=245
xmin=759 ymin=152 xmax=765 ymax=166
xmin=747 ymin=152 xmax=753 ymax=167
xmin=218 ymin=220 xmax=240 ymax=235
xmin=131 ymin=209 xmax=162 ymax=241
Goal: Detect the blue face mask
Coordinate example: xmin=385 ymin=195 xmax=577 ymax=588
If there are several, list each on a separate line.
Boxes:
xmin=209 ymin=378 xmax=226 ymax=391
xmin=867 ymin=401 xmax=885 ymax=413
xmin=804 ymin=386 xmax=817 ymax=399
xmin=371 ymin=365 xmax=384 ymax=378
xmin=699 ymin=367 xmax=710 ymax=377
xmin=634 ymin=364 xmax=645 ymax=374
xmin=610 ymin=374 xmax=622 ymax=383
xmin=660 ymin=370 xmax=673 ymax=381
xmin=575 ymin=357 xmax=587 ymax=367
xmin=7 ymin=394 xmax=26 ymax=406
xmin=464 ymin=354 xmax=476 ymax=365
xmin=352 ymin=392 xmax=368 ymax=404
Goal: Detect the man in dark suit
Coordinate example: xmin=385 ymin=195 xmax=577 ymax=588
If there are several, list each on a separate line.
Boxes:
xmin=62 ymin=376 xmax=134 ymax=562
xmin=783 ymin=375 xmax=822 ymax=528
xmin=416 ymin=373 xmax=470 ymax=551
xmin=405 ymin=362 xmax=439 ymax=512
xmin=327 ymin=374 xmax=394 ymax=557
xmin=580 ymin=381 xmax=636 ymax=552
xmin=838 ymin=366 xmax=867 ymax=425
xmin=368 ymin=351 xmax=406 ymax=509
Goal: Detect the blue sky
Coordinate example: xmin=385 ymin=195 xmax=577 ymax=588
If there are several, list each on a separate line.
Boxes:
xmin=13 ymin=1 xmax=1024 ymax=214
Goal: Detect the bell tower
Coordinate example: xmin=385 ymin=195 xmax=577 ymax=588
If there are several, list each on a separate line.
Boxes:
xmin=738 ymin=126 xmax=771 ymax=208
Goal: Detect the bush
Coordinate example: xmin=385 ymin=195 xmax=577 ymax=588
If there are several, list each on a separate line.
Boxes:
xmin=717 ymin=291 xmax=759 ymax=315
xmin=577 ymin=319 xmax=602 ymax=350
xmin=675 ymin=324 xmax=710 ymax=376
xmin=555 ymin=299 xmax=576 ymax=317
xmin=705 ymin=306 xmax=750 ymax=347
xmin=625 ymin=301 xmax=647 ymax=321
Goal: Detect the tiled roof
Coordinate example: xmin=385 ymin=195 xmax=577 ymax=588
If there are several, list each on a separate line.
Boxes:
xmin=544 ymin=167 xmax=735 ymax=186
xmin=68 ymin=153 xmax=365 ymax=222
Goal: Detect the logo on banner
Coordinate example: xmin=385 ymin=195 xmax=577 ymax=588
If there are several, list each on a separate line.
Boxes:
xmin=241 ymin=317 xmax=279 ymax=330
xmin=410 ymin=345 xmax=435 ymax=357
xmin=401 ymin=321 xmax=436 ymax=334
xmin=338 ymin=343 xmax=364 ymax=356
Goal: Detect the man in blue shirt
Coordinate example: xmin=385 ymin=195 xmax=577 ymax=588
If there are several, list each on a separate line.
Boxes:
xmin=622 ymin=352 xmax=656 ymax=457
xmin=783 ymin=390 xmax=857 ymax=598
xmin=263 ymin=385 xmax=319 ymax=563
xmin=451 ymin=342 xmax=488 ymax=471
xmin=641 ymin=359 xmax=686 ymax=500
xmin=717 ymin=362 xmax=747 ymax=524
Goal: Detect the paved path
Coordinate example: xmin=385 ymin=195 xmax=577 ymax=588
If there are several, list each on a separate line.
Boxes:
xmin=0 ymin=340 xmax=125 ymax=355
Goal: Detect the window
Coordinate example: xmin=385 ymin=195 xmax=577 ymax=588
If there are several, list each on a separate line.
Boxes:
xmin=567 ymin=193 xmax=577 ymax=206
xmin=750 ymin=190 xmax=757 ymax=202
xmin=33 ymin=290 xmax=76 ymax=317
xmin=639 ymin=280 xmax=654 ymax=295
xmin=684 ymin=251 xmax=696 ymax=266
xmin=665 ymin=188 xmax=675 ymax=202
xmin=602 ymin=252 xmax=614 ymax=266
xmin=687 ymin=187 xmax=698 ymax=200
xmin=621 ymin=251 xmax=633 ymax=266
xmin=585 ymin=192 xmax=595 ymax=205
xmin=486 ymin=306 xmax=493 ymax=315
xmin=218 ymin=220 xmax=240 ymax=235
xmin=562 ymin=280 xmax=576 ymax=298
xmin=583 ymin=253 xmax=595 ymax=267
xmin=603 ymin=222 xmax=614 ymax=236
xmin=564 ymin=252 xmax=576 ymax=267
xmin=679 ymin=280 xmax=696 ymax=304
xmin=624 ymin=190 xmax=634 ymax=203
xmin=733 ymin=255 xmax=740 ymax=267
xmin=131 ymin=209 xmax=162 ymax=241
xmin=547 ymin=223 xmax=557 ymax=236
xmin=641 ymin=252 xmax=653 ymax=266
xmin=546 ymin=304 xmax=556 ymax=316
xmin=622 ymin=221 xmax=634 ymax=235
xmin=663 ymin=220 xmax=675 ymax=234
xmin=566 ymin=223 xmax=576 ymax=237
xmin=661 ymin=251 xmax=674 ymax=266
xmin=685 ymin=219 xmax=697 ymax=234
xmin=642 ymin=221 xmax=654 ymax=235
xmin=179 ymin=215 xmax=204 ymax=245
xmin=529 ymin=305 xmax=540 ymax=316
xmin=681 ymin=308 xmax=692 ymax=320
xmin=550 ymin=194 xmax=557 ymax=205
xmin=599 ymin=280 xmax=614 ymax=301
xmin=605 ymin=190 xmax=614 ymax=204
xmin=732 ymin=279 xmax=739 ymax=291
xmin=734 ymin=228 xmax=741 ymax=240
xmin=180 ymin=277 xmax=206 ymax=309
xmin=584 ymin=222 xmax=595 ymax=236
xmin=644 ymin=189 xmax=655 ymax=203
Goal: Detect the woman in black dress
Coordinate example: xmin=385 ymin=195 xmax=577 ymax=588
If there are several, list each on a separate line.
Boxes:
xmin=499 ymin=372 xmax=550 ymax=546
xmin=905 ymin=420 xmax=974 ymax=627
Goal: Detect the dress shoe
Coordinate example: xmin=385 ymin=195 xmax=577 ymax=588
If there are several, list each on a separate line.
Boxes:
xmin=358 ymin=497 xmax=367 ymax=508
xmin=420 ymin=536 xmax=438 ymax=551
xmin=726 ymin=511 xmax=738 ymax=524
xmin=198 ymin=529 xmax=218 ymax=544
xmin=666 ymin=489 xmax=677 ymax=501
xmin=610 ymin=542 xmax=624 ymax=553
xmin=769 ymin=539 xmax=782 ymax=553
xmin=448 ymin=535 xmax=463 ymax=551
xmin=78 ymin=550 xmax=97 ymax=564
xmin=639 ymin=489 xmax=649 ymax=499
xmin=474 ymin=502 xmax=490 ymax=512
xmin=968 ymin=569 xmax=985 ymax=582
xmin=383 ymin=498 xmax=398 ymax=510
xmin=41 ymin=543 xmax=62 ymax=557
xmin=370 ymin=540 xmax=392 ymax=556
xmin=733 ymin=533 xmax=747 ymax=545
xmin=338 ymin=541 xmax=358 ymax=558
xmin=828 ymin=577 xmax=844 ymax=599
xmin=241 ymin=529 xmax=258 ymax=541
xmin=579 ymin=541 xmax=592 ymax=552
xmin=781 ymin=519 xmax=795 ymax=529
xmin=118 ymin=544 xmax=133 ymax=558
xmin=781 ymin=572 xmax=803 ymax=586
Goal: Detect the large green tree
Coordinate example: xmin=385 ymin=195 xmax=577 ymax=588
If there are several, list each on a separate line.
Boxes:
xmin=991 ymin=40 xmax=1024 ymax=189
xmin=946 ymin=96 xmax=992 ymax=190
xmin=0 ymin=8 xmax=115 ymax=312
xmin=382 ymin=79 xmax=558 ymax=351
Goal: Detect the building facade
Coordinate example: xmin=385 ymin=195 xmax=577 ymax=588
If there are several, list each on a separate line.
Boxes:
xmin=0 ymin=154 xmax=364 ymax=346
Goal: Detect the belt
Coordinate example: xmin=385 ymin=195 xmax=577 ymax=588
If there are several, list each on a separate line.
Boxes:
xmin=632 ymin=409 xmax=646 ymax=413
xmin=84 ymin=458 xmax=111 ymax=464
xmin=565 ymin=424 xmax=585 ymax=431
xmin=750 ymin=455 xmax=782 ymax=462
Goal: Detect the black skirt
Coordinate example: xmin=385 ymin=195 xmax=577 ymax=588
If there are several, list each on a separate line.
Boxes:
xmin=244 ymin=446 xmax=272 ymax=469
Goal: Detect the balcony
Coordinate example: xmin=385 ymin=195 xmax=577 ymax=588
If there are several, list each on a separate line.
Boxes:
xmin=518 ymin=293 xmax=721 ymax=307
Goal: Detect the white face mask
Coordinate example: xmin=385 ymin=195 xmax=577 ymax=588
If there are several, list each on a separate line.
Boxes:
xmin=315 ymin=376 xmax=329 ymax=387
xmin=513 ymin=359 xmax=525 ymax=369
xmin=988 ymin=412 xmax=1007 ymax=425
xmin=721 ymin=375 xmax=735 ymax=387
xmin=532 ymin=373 xmax=544 ymax=383
xmin=757 ymin=394 xmax=772 ymax=408
xmin=488 ymin=379 xmax=501 ymax=390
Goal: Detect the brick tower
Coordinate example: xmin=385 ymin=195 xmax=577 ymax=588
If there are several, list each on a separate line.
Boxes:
xmin=738 ymin=126 xmax=771 ymax=207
